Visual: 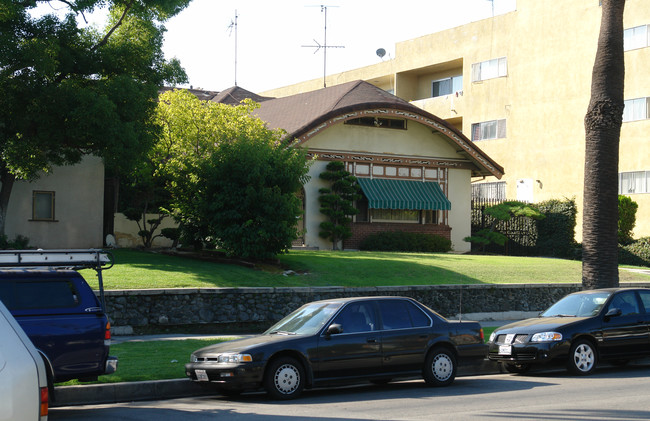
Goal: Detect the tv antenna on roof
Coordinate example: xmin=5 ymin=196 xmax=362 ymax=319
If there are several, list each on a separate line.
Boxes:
xmin=227 ymin=10 xmax=238 ymax=86
xmin=302 ymin=5 xmax=345 ymax=88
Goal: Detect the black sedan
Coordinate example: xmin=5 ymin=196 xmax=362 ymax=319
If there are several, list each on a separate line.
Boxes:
xmin=488 ymin=288 xmax=650 ymax=375
xmin=185 ymin=296 xmax=486 ymax=399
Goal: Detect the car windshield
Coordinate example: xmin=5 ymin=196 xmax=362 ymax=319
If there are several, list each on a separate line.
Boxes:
xmin=264 ymin=302 xmax=341 ymax=335
xmin=541 ymin=291 xmax=611 ymax=317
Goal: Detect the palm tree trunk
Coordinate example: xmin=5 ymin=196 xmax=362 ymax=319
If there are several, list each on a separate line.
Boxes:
xmin=582 ymin=0 xmax=626 ymax=289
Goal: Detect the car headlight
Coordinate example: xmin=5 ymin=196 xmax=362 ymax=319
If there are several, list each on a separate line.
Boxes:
xmin=217 ymin=354 xmax=253 ymax=363
xmin=530 ymin=332 xmax=562 ymax=342
xmin=489 ymin=331 xmax=497 ymax=342
xmin=190 ymin=354 xmax=198 ymax=363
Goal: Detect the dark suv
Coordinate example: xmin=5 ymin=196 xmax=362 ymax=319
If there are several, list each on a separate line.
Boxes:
xmin=0 ymin=250 xmax=117 ymax=388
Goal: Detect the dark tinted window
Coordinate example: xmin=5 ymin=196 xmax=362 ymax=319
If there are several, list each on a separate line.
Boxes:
xmin=639 ymin=290 xmax=650 ymax=313
xmin=379 ymin=300 xmax=430 ymax=330
xmin=0 ymin=281 xmax=79 ymax=310
xmin=608 ymin=291 xmax=640 ymax=316
xmin=331 ymin=302 xmax=376 ymax=333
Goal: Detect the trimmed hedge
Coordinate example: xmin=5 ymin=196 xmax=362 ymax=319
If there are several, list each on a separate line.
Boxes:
xmin=535 ymin=198 xmax=578 ymax=258
xmin=359 ymin=231 xmax=452 ymax=253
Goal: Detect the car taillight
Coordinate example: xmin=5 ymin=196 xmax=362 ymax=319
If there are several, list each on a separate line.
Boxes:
xmin=105 ymin=321 xmax=112 ymax=340
xmin=479 ymin=328 xmax=485 ymax=342
xmin=40 ymin=387 xmax=49 ymax=417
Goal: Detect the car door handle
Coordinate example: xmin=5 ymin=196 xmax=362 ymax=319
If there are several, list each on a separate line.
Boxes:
xmin=367 ymin=338 xmax=378 ymax=343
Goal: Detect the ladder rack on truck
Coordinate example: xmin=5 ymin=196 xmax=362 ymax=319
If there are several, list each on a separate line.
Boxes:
xmin=0 ymin=249 xmax=114 ymax=311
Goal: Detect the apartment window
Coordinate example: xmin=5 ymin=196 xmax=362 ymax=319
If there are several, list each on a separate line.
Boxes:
xmin=432 ymin=75 xmax=463 ymax=97
xmin=471 ymin=119 xmax=507 ymax=141
xmin=619 ymin=171 xmax=649 ymax=194
xmin=472 ymin=181 xmax=506 ymax=201
xmin=623 ymin=97 xmax=650 ymax=122
xmin=471 ymin=57 xmax=507 ymax=82
xmin=624 ymin=24 xmax=650 ymax=51
xmin=32 ymin=191 xmax=55 ymax=221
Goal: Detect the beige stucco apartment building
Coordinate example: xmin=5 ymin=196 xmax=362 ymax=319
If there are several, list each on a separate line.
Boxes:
xmin=262 ymin=0 xmax=650 ymax=241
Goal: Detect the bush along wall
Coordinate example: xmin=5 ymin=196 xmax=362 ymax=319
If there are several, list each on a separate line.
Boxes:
xmin=535 ymin=198 xmax=578 ymax=258
xmin=619 ymin=237 xmax=650 ymax=267
xmin=358 ymin=231 xmax=452 ymax=252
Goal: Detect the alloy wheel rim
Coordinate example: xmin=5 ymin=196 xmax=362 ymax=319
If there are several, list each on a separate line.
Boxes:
xmin=274 ymin=364 xmax=300 ymax=394
xmin=573 ymin=344 xmax=595 ymax=372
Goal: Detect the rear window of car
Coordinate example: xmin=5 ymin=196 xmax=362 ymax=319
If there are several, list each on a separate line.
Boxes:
xmin=0 ymin=280 xmax=79 ymax=310
xmin=379 ymin=300 xmax=431 ymax=330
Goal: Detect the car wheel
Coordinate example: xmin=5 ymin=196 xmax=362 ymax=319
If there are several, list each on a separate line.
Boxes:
xmin=423 ymin=347 xmax=457 ymax=387
xmin=567 ymin=339 xmax=597 ymax=375
xmin=264 ymin=357 xmax=305 ymax=400
xmin=503 ymin=362 xmax=531 ymax=374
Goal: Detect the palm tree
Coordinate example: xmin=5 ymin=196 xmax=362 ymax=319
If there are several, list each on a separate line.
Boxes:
xmin=582 ymin=0 xmax=626 ymax=289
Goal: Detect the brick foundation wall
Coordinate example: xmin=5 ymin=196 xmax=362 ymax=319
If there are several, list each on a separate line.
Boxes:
xmin=344 ymin=222 xmax=452 ymax=250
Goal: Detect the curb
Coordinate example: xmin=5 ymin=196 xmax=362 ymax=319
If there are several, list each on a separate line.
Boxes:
xmin=52 ymin=359 xmax=504 ymax=407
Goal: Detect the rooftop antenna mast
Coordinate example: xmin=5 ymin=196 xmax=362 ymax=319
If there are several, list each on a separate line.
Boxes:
xmin=302 ymin=5 xmax=344 ymax=88
xmin=227 ymin=10 xmax=239 ymax=86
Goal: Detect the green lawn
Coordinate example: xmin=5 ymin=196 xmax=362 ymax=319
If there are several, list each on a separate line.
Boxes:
xmin=80 ymin=249 xmax=650 ymax=290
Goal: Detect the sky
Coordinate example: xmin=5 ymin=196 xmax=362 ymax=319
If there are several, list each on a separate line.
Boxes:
xmin=162 ymin=0 xmax=517 ymax=93
xmin=33 ymin=0 xmax=516 ymax=93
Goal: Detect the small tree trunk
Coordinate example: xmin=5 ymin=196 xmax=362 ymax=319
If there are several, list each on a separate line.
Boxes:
xmin=582 ymin=0 xmax=625 ymax=289
xmin=0 ymin=170 xmax=16 ymax=238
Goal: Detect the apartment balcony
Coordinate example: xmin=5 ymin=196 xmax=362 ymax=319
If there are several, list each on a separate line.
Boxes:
xmin=410 ymin=91 xmax=465 ymax=120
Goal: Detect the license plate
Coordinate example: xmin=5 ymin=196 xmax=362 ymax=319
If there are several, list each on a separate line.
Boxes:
xmin=195 ymin=369 xmax=209 ymax=382
xmin=499 ymin=345 xmax=512 ymax=355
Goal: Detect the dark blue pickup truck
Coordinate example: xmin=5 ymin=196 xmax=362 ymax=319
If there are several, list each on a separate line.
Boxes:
xmin=0 ymin=250 xmax=118 ymax=387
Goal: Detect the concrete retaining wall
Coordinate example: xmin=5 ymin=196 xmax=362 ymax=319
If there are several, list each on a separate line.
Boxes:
xmin=102 ymin=283 xmax=650 ymax=332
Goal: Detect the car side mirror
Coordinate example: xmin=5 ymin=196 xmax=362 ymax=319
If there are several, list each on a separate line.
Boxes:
xmin=605 ymin=308 xmax=622 ymax=320
xmin=327 ymin=324 xmax=343 ymax=335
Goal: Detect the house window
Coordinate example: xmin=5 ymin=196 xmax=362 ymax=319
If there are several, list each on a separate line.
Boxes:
xmin=471 ymin=119 xmax=507 ymax=141
xmin=623 ymin=97 xmax=650 ymax=122
xmin=619 ymin=171 xmax=649 ymax=194
xmin=624 ymin=24 xmax=650 ymax=51
xmin=432 ymin=75 xmax=463 ymax=97
xmin=471 ymin=57 xmax=507 ymax=82
xmin=371 ymin=209 xmax=419 ymax=223
xmin=32 ymin=191 xmax=55 ymax=221
xmin=345 ymin=117 xmax=406 ymax=130
xmin=472 ymin=181 xmax=506 ymax=201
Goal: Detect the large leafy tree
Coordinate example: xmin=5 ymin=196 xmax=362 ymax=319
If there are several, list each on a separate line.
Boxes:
xmin=0 ymin=0 xmax=190 ymax=235
xmin=155 ymin=89 xmax=311 ymax=259
xmin=582 ymin=0 xmax=625 ymax=289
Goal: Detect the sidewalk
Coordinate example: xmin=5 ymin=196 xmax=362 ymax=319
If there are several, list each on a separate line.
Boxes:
xmin=52 ymin=319 xmax=518 ymax=407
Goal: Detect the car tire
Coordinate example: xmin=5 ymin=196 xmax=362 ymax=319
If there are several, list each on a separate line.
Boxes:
xmin=503 ymin=362 xmax=531 ymax=374
xmin=423 ymin=347 xmax=457 ymax=387
xmin=567 ymin=339 xmax=597 ymax=375
xmin=264 ymin=357 xmax=305 ymax=400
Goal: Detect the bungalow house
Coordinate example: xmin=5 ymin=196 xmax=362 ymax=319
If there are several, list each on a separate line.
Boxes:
xmin=249 ymin=80 xmax=504 ymax=252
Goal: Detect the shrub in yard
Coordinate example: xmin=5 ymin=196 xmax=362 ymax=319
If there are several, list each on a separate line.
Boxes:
xmin=618 ymin=195 xmax=638 ymax=245
xmin=619 ymin=237 xmax=650 ymax=267
xmin=536 ymin=198 xmax=578 ymax=258
xmin=359 ymin=231 xmax=451 ymax=252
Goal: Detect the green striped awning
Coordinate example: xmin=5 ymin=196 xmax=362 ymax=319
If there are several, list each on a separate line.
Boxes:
xmin=357 ymin=178 xmax=451 ymax=210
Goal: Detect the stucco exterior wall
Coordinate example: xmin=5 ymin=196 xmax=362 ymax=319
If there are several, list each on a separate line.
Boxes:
xmin=5 ymin=155 xmax=104 ymax=249
xmin=447 ymin=168 xmax=472 ymax=253
xmin=113 ymin=213 xmax=179 ymax=248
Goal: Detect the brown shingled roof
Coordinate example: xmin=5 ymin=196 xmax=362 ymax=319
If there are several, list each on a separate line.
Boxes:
xmin=255 ymin=80 xmax=504 ymax=179
xmin=211 ymin=86 xmax=273 ymax=105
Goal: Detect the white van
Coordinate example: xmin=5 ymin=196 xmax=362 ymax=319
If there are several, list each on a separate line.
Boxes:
xmin=0 ymin=299 xmax=48 ymax=421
